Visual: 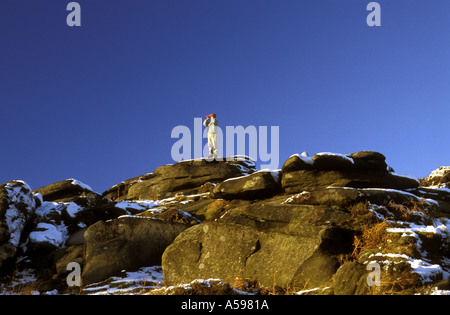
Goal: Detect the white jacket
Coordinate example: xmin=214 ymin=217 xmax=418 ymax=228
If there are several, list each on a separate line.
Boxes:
xmin=203 ymin=117 xmax=218 ymax=134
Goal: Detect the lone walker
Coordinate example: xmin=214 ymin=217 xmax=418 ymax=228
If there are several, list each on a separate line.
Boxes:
xmin=203 ymin=113 xmax=219 ymax=159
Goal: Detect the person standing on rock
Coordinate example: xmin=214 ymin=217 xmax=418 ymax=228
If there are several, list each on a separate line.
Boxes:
xmin=203 ymin=113 xmax=218 ymax=159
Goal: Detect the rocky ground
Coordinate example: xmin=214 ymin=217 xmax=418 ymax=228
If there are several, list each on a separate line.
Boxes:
xmin=0 ymin=152 xmax=449 ymax=295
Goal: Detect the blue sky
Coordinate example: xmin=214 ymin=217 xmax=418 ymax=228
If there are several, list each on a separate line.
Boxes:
xmin=1 ymin=0 xmax=449 ymax=193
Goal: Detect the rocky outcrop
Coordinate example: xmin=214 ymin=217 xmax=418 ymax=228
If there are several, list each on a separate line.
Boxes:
xmin=162 ymin=195 xmax=354 ymax=288
xmin=161 ymin=152 xmax=449 ymax=294
xmin=102 ymin=173 xmax=155 ymax=201
xmin=282 ymin=151 xmax=388 ymax=173
xmin=282 ymin=169 xmax=419 ymax=193
xmin=0 ymin=181 xmax=36 ymax=269
xmin=210 ymin=170 xmax=281 ymax=200
xmin=347 ymin=151 xmax=388 ymax=171
xmin=82 ymin=216 xmax=189 ymax=285
xmin=33 ymin=179 xmax=95 ymax=202
xmin=1 ymin=151 xmax=449 ymax=295
xmin=105 ymin=157 xmax=257 ymax=200
xmin=281 ymin=151 xmax=419 ymax=193
xmin=0 ymin=178 xmax=164 ymax=292
xmin=331 ymin=261 xmax=367 ymax=295
xmin=286 ymin=186 xmax=430 ymax=208
xmin=25 ymin=192 xmax=128 ymax=254
xmin=420 ymin=166 xmax=450 ymax=189
xmin=281 ymin=153 xmax=314 ymax=172
xmin=410 ymin=168 xmax=450 ymax=220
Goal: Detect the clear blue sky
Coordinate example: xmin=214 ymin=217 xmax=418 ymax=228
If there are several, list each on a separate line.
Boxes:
xmin=1 ymin=0 xmax=449 ymax=193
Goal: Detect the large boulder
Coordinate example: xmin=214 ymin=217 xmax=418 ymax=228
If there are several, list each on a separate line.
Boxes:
xmin=0 ymin=181 xmax=36 ymax=269
xmin=347 ymin=151 xmax=388 ymax=171
xmin=102 ymin=173 xmax=155 ymax=201
xmin=33 ymin=179 xmax=95 ymax=202
xmin=82 ymin=216 xmax=189 ymax=285
xmin=26 ymin=192 xmax=129 ymax=254
xmin=126 ymin=157 xmax=256 ymax=200
xmin=312 ymin=152 xmax=355 ymax=170
xmin=290 ymin=187 xmax=430 ymax=208
xmin=284 ymin=151 xmax=388 ymax=172
xmin=420 ymin=166 xmax=450 ymax=189
xmin=281 ymin=154 xmax=314 ymax=173
xmin=281 ymin=151 xmax=418 ymax=193
xmin=162 ymin=195 xmax=354 ymax=288
xmin=162 ymin=222 xmax=260 ymax=287
xmin=210 ymin=170 xmax=281 ymax=200
xmin=22 ymin=187 xmax=160 ymax=280
xmin=332 ymin=261 xmax=367 ymax=295
xmin=282 ymin=169 xmax=419 ymax=193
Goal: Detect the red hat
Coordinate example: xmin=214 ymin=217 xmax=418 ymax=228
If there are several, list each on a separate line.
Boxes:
xmin=211 ymin=113 xmax=216 ymax=118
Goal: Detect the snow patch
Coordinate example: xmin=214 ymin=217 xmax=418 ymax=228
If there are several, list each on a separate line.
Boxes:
xmin=290 ymin=153 xmax=314 ymax=165
xmin=370 ymin=253 xmax=445 ymax=283
xmin=3 ymin=181 xmax=36 ymax=247
xmin=28 ymin=222 xmax=68 ymax=248
xmin=82 ymin=266 xmax=164 ymax=295
xmin=115 ymin=199 xmax=162 ymax=212
xmin=68 ymin=178 xmax=94 ymax=192
xmin=65 ymin=202 xmax=82 ymax=218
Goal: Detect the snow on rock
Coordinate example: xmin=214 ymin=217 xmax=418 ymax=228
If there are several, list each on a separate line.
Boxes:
xmin=32 ymin=178 xmax=95 ymax=202
xmin=34 ymin=201 xmax=65 ymax=220
xmin=290 ymin=153 xmax=314 ymax=165
xmin=26 ymin=197 xmax=143 ymax=250
xmin=409 ymin=259 xmax=445 ymax=283
xmin=0 ymin=268 xmax=39 ymax=295
xmin=28 ymin=222 xmax=68 ymax=248
xmin=82 ymin=266 xmax=164 ymax=295
xmin=114 ymin=199 xmax=161 ymax=212
xmin=365 ymin=201 xmax=450 ymax=286
xmin=387 ymin=220 xmax=450 ymax=238
xmin=2 ymin=151 xmax=449 ymax=295
xmin=422 ymin=166 xmax=450 ymax=189
xmin=65 ymin=202 xmax=82 ymax=218
xmin=369 ymin=253 xmax=445 ymax=284
xmin=146 ymin=277 xmax=251 ymax=295
xmin=68 ymin=179 xmax=94 ymax=193
xmin=25 ymin=192 xmax=167 ymax=253
xmin=264 ymin=169 xmax=282 ymax=182
xmin=0 ymin=181 xmax=36 ymax=268
xmin=26 ymin=201 xmax=70 ymax=249
xmin=2 ymin=181 xmax=36 ymax=247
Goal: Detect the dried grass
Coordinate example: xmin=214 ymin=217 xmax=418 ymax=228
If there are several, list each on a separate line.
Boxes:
xmin=352 ymin=220 xmax=389 ymax=260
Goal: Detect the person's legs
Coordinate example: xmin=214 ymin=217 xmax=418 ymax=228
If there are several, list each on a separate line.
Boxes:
xmin=208 ymin=133 xmax=214 ymax=155
xmin=211 ymin=133 xmax=218 ymax=156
